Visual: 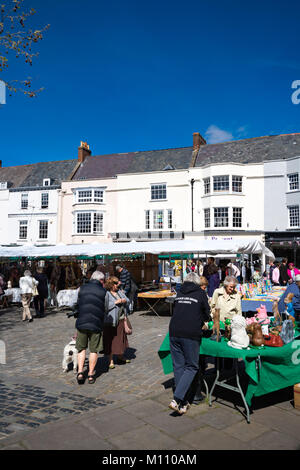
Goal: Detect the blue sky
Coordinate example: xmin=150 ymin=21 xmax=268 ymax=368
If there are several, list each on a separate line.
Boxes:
xmin=1 ymin=0 xmax=300 ymax=166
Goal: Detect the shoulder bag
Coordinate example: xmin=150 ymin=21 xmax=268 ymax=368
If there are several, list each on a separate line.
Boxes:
xmin=32 ymin=279 xmax=39 ymax=297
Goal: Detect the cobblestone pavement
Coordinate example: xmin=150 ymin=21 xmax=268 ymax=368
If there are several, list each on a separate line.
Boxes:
xmin=0 ymin=303 xmax=300 ymax=450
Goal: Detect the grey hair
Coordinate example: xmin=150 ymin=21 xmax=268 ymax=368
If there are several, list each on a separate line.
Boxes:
xmin=90 ymin=271 xmax=105 ymax=282
xmin=223 ymin=275 xmax=238 ymax=286
xmin=184 ymin=272 xmax=201 ymax=286
xmin=24 ymin=270 xmax=32 ymax=277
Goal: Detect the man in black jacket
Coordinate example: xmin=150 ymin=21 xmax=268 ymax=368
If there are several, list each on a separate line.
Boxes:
xmin=33 ymin=267 xmax=49 ymax=318
xmin=75 ymin=271 xmax=106 ymax=384
xmin=168 ymin=273 xmax=211 ymax=414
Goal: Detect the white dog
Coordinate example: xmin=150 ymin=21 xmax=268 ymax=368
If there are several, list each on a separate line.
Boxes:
xmin=228 ymin=316 xmax=250 ymax=350
xmin=62 ymin=335 xmax=78 ymax=373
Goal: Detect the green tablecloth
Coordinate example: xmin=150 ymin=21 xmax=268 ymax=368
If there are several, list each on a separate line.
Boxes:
xmin=158 ymin=331 xmax=300 ymax=406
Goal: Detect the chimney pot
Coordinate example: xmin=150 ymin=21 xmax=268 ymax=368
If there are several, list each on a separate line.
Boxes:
xmin=0 ymin=160 xmax=2 ymax=168
xmin=78 ymin=141 xmax=91 ymax=163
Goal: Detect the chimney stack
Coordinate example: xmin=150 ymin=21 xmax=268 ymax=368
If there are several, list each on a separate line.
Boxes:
xmin=78 ymin=141 xmax=91 ymax=163
xmin=193 ymin=132 xmax=206 ymax=151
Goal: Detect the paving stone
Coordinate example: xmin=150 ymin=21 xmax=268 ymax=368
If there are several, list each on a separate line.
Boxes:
xmin=250 ymin=430 xmax=300 ymax=450
xmin=140 ymin=409 xmax=202 ymax=437
xmin=22 ymin=422 xmax=114 ymax=450
xmin=107 ymin=423 xmax=179 ymax=450
xmin=123 ymin=399 xmax=167 ymax=418
xmin=82 ymin=408 xmax=145 ymax=438
xmin=191 ymin=406 xmax=243 ymax=430
xmin=251 ymin=405 xmax=300 ymax=438
xmin=180 ymin=426 xmax=249 ymax=450
xmin=223 ymin=420 xmax=269 ymax=442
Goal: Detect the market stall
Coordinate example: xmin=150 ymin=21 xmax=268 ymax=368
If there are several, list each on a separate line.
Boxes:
xmin=158 ymin=327 xmax=300 ymax=422
xmin=239 ymin=282 xmax=287 ymax=313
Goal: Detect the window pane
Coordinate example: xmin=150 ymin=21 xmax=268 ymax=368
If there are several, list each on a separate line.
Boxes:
xmin=203 ymin=178 xmax=210 ymax=194
xmin=21 ymin=194 xmax=28 ymax=209
xmin=204 ymin=208 xmax=210 ymax=228
xmin=167 ymin=210 xmax=172 ymax=229
xmin=151 ymin=184 xmax=167 ymax=200
xmin=213 ymin=176 xmax=229 ymax=192
xmin=41 ymin=193 xmax=49 ymax=208
xmin=153 ymin=210 xmax=164 ymax=229
xmin=39 ymin=220 xmax=48 ymax=239
xmin=78 ymin=190 xmax=92 ymax=203
xmin=19 ymin=221 xmax=28 ymax=239
xmin=93 ymin=213 xmax=103 ymax=233
xmin=145 ymin=210 xmax=150 ymax=230
xmin=214 ymin=207 xmax=228 ymax=227
xmin=232 ymin=176 xmax=243 ymax=193
xmin=289 ymin=206 xmax=299 ymax=227
xmin=233 ymin=207 xmax=242 ymax=227
xmin=94 ymin=190 xmax=104 ymax=202
xmin=288 ymin=173 xmax=299 ymax=191
xmin=77 ymin=213 xmax=91 ymax=233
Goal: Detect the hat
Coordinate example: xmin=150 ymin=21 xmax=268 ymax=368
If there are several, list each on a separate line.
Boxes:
xmin=295 ymin=274 xmax=300 ymax=282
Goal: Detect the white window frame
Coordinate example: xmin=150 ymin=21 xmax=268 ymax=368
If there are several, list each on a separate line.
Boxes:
xmin=153 ymin=210 xmax=164 ymax=229
xmin=150 ymin=183 xmax=167 ymax=201
xmin=38 ymin=220 xmax=48 ymax=239
xmin=0 ymin=182 xmax=7 ymax=189
xmin=232 ymin=176 xmax=243 ymax=193
xmin=43 ymin=178 xmax=51 ymax=187
xmin=75 ymin=211 xmax=104 ymax=234
xmin=19 ymin=220 xmax=28 ymax=240
xmin=203 ymin=177 xmax=211 ymax=195
xmin=232 ymin=207 xmax=242 ymax=228
xmin=213 ymin=175 xmax=230 ymax=192
xmin=204 ymin=208 xmax=210 ymax=228
xmin=288 ymin=205 xmax=299 ymax=228
xmin=145 ymin=210 xmax=150 ymax=230
xmin=76 ymin=188 xmax=105 ymax=204
xmin=214 ymin=207 xmax=229 ymax=227
xmin=41 ymin=192 xmax=49 ymax=209
xmin=21 ymin=193 xmax=28 ymax=209
xmin=167 ymin=209 xmax=173 ymax=229
xmin=288 ymin=173 xmax=299 ymax=192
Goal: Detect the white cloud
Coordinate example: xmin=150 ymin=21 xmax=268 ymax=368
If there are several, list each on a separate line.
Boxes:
xmin=205 ymin=125 xmax=233 ymax=144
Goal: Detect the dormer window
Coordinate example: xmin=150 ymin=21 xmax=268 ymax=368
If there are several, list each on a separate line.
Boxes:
xmin=0 ymin=182 xmax=7 ymax=189
xmin=43 ymin=178 xmax=51 ymax=187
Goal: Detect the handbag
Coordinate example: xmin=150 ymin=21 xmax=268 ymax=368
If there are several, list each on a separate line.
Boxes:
xmin=264 ymin=334 xmax=284 ymax=347
xmin=32 ymin=281 xmax=39 ymax=297
xmin=124 ymin=316 xmax=132 ymax=335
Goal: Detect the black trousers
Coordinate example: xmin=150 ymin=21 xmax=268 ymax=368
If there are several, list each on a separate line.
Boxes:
xmin=33 ymin=295 xmax=45 ymax=316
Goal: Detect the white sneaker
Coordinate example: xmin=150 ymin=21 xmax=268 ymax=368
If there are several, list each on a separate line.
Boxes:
xmin=178 ymin=402 xmax=191 ymax=415
xmin=168 ymin=399 xmax=180 ymax=412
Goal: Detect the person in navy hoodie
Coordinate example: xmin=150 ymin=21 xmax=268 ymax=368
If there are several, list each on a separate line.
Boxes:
xmin=168 ymin=272 xmax=211 ymax=415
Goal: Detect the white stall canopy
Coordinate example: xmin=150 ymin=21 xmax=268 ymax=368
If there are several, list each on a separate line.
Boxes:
xmin=0 ymin=238 xmax=274 ymax=259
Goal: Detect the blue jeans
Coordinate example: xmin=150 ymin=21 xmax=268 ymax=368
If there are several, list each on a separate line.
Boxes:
xmin=169 ymin=336 xmax=200 ymax=403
